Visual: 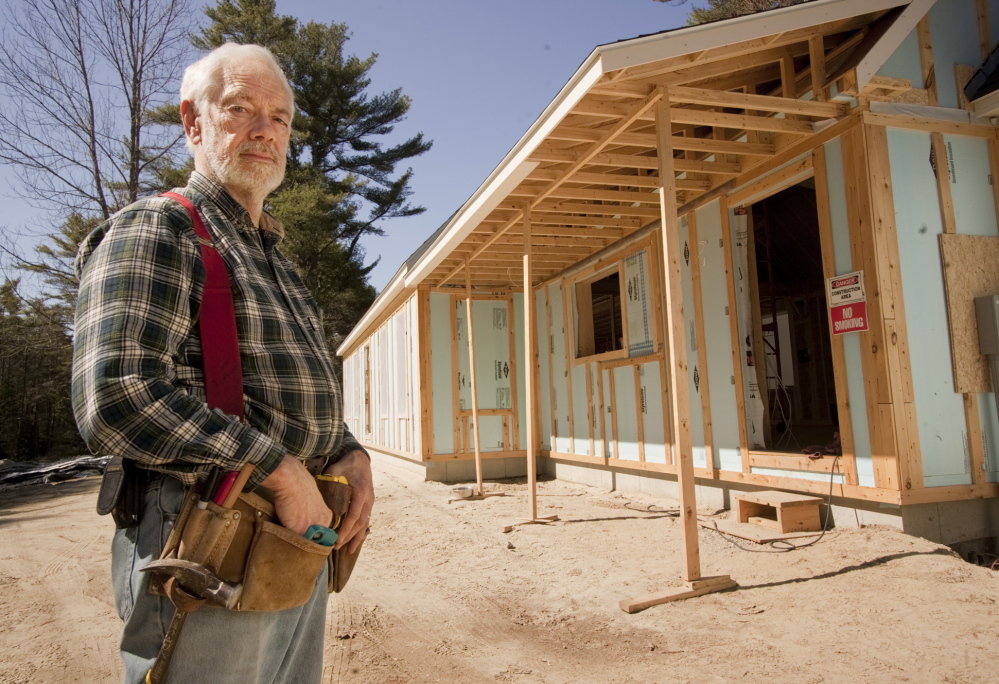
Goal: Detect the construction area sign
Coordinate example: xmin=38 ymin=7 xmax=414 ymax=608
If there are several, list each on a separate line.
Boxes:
xmin=827 ymin=271 xmax=869 ymax=334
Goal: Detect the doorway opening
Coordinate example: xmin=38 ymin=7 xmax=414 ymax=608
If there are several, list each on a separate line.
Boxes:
xmin=748 ymin=180 xmax=839 ymax=455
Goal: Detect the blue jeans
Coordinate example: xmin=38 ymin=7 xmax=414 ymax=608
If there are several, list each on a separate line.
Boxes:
xmin=112 ymin=476 xmax=328 ymax=684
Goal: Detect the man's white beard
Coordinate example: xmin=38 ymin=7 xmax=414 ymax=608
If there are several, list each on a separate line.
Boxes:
xmin=204 ymin=140 xmax=286 ymax=198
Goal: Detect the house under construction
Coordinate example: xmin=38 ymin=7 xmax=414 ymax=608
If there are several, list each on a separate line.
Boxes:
xmin=337 ymin=0 xmax=999 ymax=550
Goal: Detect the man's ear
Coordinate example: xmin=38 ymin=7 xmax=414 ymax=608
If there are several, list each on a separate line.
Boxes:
xmin=181 ymin=100 xmax=201 ymax=145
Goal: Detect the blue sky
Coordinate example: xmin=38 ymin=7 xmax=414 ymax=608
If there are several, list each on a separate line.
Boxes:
xmin=1 ymin=0 xmax=694 ymax=293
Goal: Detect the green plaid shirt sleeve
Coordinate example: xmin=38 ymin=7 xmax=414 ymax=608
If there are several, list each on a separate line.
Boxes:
xmin=72 ymin=174 xmax=358 ymax=488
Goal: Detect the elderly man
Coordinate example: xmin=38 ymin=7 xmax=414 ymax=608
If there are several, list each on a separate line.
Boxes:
xmin=72 ymin=43 xmax=374 ymax=684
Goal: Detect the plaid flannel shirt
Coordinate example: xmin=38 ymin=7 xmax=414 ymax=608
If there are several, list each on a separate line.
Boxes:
xmin=72 ymin=172 xmax=362 ymax=489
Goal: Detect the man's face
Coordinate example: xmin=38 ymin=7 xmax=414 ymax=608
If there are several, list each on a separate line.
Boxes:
xmin=193 ymin=60 xmax=293 ymax=200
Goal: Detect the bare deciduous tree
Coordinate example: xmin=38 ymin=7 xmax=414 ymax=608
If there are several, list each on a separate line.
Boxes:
xmin=0 ymin=0 xmax=196 ymax=221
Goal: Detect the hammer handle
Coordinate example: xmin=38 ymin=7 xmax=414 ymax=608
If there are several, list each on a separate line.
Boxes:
xmin=146 ymin=609 xmax=188 ymax=684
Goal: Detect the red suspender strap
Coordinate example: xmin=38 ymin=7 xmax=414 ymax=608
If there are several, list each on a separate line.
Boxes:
xmin=160 ymin=192 xmax=245 ymax=421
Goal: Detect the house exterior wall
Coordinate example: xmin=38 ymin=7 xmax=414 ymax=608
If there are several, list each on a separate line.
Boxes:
xmin=341 ymin=1 xmax=999 ymax=542
xmin=341 ymin=293 xmax=421 ymax=459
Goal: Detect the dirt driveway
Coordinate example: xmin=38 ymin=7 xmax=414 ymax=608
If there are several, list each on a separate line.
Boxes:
xmin=1 ymin=453 xmax=997 ymax=683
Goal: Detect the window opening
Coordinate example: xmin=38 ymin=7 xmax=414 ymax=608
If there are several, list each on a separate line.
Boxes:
xmin=576 ymin=271 xmax=623 ymax=358
xmin=748 ymin=181 xmax=839 ymax=455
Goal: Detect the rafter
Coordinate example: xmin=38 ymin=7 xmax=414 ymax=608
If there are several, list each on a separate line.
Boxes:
xmin=528 ymin=148 xmax=742 ymax=175
xmin=667 ymin=85 xmax=847 ymax=117
xmin=439 ymin=91 xmax=664 ymax=284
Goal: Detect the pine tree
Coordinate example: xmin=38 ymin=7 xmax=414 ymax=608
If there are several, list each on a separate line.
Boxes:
xmin=655 ymin=0 xmax=812 ymax=25
xmin=194 ymin=0 xmax=433 ymax=350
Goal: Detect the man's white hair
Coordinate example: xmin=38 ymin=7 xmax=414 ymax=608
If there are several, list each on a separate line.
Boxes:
xmin=180 ymin=43 xmax=294 ymax=155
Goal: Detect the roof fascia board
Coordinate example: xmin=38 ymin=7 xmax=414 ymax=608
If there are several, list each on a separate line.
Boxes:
xmin=598 ymin=0 xmax=911 ymax=73
xmin=855 ymin=0 xmax=937 ymax=88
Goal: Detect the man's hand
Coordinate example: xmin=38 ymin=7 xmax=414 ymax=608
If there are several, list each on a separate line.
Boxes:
xmin=324 ymin=450 xmax=374 ymax=553
xmin=261 ymin=455 xmax=332 ymax=536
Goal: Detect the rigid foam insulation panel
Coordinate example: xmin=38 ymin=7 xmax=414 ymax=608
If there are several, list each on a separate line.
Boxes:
xmin=888 ymin=128 xmax=970 ymax=486
xmin=639 ymin=362 xmax=667 ymax=464
xmin=549 ymin=282 xmax=570 ymax=454
xmin=537 ymin=288 xmax=552 ymax=450
xmin=612 ymin=365 xmax=640 ymax=460
xmin=824 ymin=138 xmax=876 ymax=488
xmin=570 ymin=363 xmax=591 ymax=456
xmin=455 ymin=298 xmax=513 ymax=452
xmin=602 ymin=368 xmax=614 ymax=457
xmin=513 ymin=294 xmax=527 ymax=451
xmin=925 ymin=0 xmax=981 ymax=109
xmin=877 ymin=23 xmax=922 ymax=87
xmin=623 ymin=249 xmax=654 ymax=357
xmin=678 ymin=215 xmax=709 ymax=468
xmin=430 ymin=292 xmax=454 ymax=454
xmin=408 ymin=296 xmax=421 ymax=456
xmin=696 ymin=201 xmax=741 ymax=472
xmin=591 ymin=364 xmax=606 ymax=460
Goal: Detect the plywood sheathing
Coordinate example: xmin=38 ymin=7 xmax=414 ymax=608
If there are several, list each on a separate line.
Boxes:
xmin=940 ymin=235 xmax=999 ymax=394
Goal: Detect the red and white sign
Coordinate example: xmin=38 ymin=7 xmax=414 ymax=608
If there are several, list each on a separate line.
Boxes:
xmin=826 ymin=271 xmax=866 ymax=306
xmin=830 ymin=301 xmax=869 ymax=334
xmin=827 ymin=271 xmax=868 ymax=335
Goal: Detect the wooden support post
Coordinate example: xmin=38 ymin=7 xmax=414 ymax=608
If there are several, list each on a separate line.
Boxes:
xmin=620 ymin=92 xmax=736 ymax=613
xmin=917 ymin=17 xmax=938 ymax=106
xmin=523 ymin=205 xmax=540 ymax=521
xmin=656 ymin=93 xmax=702 ymax=581
xmin=720 ymin=198 xmax=750 ymax=472
xmin=465 ymin=258 xmax=485 ymax=495
xmin=977 ymin=0 xmax=991 ymax=62
xmin=687 ymin=212 xmax=715 ymax=477
xmin=809 ymin=36 xmax=827 ymax=102
xmin=813 ymin=145 xmax=859 ymax=485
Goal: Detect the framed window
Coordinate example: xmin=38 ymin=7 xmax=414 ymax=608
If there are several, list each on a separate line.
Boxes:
xmin=575 ymin=269 xmax=625 ymax=358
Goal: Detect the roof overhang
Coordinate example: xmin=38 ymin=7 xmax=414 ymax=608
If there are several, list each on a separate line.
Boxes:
xmin=339 ymin=0 xmax=932 ymax=357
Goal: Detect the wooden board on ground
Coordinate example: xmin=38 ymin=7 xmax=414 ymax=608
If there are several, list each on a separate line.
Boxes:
xmin=502 ymin=515 xmax=559 ymax=533
xmin=619 ymin=575 xmax=738 ymax=613
xmin=939 ymin=234 xmax=999 ymax=393
xmin=448 ymin=492 xmax=507 ymax=504
xmin=699 ymin=518 xmax=826 ymax=544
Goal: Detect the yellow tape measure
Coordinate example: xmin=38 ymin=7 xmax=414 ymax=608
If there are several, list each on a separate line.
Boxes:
xmin=316 ymin=474 xmax=349 ymax=485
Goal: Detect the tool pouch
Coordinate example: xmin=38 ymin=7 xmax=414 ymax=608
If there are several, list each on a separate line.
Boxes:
xmin=316 ymin=474 xmax=366 ymax=593
xmin=153 ymin=487 xmax=333 ymax=612
xmin=97 ymin=456 xmax=147 ymax=528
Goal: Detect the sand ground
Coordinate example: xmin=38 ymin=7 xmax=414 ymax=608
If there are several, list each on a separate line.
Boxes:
xmin=1 ymin=452 xmax=997 ymax=684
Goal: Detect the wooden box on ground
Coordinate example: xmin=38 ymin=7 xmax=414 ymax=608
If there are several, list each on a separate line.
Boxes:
xmin=735 ymin=491 xmax=823 ymax=533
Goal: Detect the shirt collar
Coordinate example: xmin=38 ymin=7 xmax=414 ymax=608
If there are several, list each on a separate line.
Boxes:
xmin=187 ymin=171 xmax=285 ymax=240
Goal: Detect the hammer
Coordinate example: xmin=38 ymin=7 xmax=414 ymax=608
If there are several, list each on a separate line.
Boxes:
xmin=141 ymin=559 xmax=244 ymax=684
xmin=141 ymin=463 xmax=255 ymax=684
